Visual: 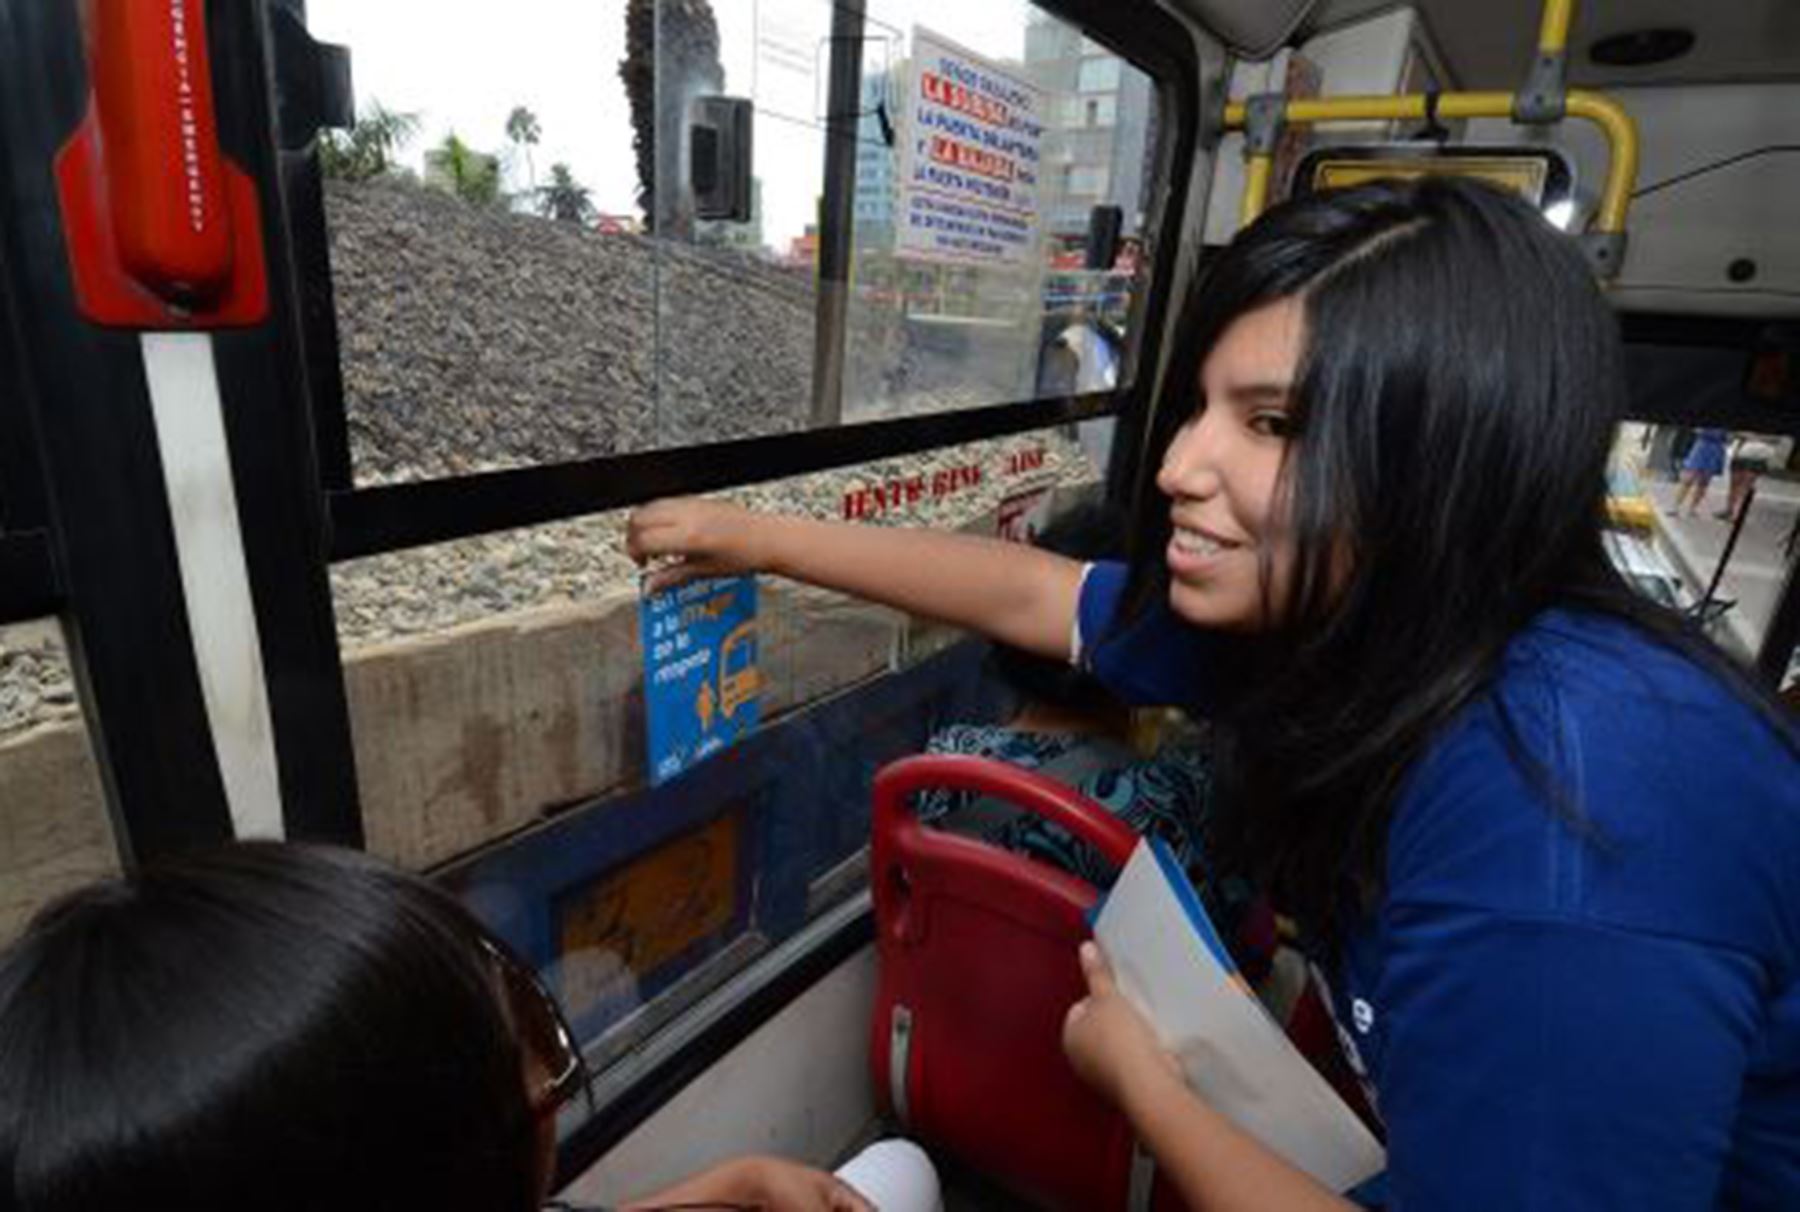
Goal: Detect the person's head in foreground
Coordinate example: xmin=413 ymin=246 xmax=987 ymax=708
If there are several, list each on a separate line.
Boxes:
xmin=0 ymin=842 xmax=878 ymax=1212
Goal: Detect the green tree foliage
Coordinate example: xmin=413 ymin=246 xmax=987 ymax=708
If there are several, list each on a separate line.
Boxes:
xmin=426 ymin=133 xmax=503 ymax=207
xmin=536 ymin=163 xmax=596 ymax=225
xmin=318 ymin=101 xmax=420 ymax=182
xmin=619 ymin=0 xmax=723 ymax=238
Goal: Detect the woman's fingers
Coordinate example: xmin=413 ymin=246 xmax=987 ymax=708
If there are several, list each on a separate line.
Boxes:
xmin=1079 ymin=940 xmax=1117 ymax=998
xmin=643 ymin=556 xmax=728 ymax=594
xmin=625 ymin=499 xmax=696 ymax=565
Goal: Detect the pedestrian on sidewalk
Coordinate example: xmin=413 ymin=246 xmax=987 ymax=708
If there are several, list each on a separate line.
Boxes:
xmin=1671 ymin=426 xmax=1728 ymax=517
xmin=1718 ymin=434 xmax=1781 ymax=521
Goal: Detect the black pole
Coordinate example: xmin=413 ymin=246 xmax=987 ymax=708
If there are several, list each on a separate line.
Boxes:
xmin=808 ymin=0 xmax=866 ymax=428
xmin=1701 ymin=481 xmax=1756 ymax=612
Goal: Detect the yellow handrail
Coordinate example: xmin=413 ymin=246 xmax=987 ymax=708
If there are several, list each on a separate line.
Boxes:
xmin=1565 ymin=91 xmax=1638 ymax=233
xmin=1239 ymin=154 xmax=1275 ymax=230
xmin=1537 ymin=0 xmax=1575 ymax=54
xmin=1223 ymin=90 xmax=1639 ymax=233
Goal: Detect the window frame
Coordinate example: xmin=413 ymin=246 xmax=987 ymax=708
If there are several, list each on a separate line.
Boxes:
xmin=285 ymin=0 xmax=1203 ymax=561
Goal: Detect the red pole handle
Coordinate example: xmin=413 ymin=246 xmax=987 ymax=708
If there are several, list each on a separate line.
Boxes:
xmin=55 ymin=0 xmax=268 ymax=327
xmin=88 ymin=0 xmax=235 ymax=304
xmin=873 ymin=753 xmax=1138 ymax=871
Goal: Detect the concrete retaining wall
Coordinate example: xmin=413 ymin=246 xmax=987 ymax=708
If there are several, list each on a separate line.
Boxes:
xmin=0 ymin=720 xmax=118 ymax=945
xmin=348 ymin=581 xmax=909 ymax=870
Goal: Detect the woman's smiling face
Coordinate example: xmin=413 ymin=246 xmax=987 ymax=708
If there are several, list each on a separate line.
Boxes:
xmin=1156 ymin=297 xmax=1305 ymax=632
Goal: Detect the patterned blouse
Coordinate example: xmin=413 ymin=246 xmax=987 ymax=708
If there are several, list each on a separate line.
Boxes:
xmin=917 ymin=724 xmax=1253 ymax=938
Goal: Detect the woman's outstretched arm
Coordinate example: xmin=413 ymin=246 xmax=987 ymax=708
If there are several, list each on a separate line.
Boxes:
xmin=627 ymin=498 xmax=1087 ymax=660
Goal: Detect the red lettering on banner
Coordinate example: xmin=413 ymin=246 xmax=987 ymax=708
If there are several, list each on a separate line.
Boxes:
xmin=919 ymin=72 xmax=1011 ymax=126
xmin=928 ymin=136 xmax=1015 ymax=183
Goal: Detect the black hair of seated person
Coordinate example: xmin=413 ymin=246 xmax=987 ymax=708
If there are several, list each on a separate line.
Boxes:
xmin=989 ymin=501 xmax=1128 ymax=718
xmin=0 ymin=843 xmax=543 ymax=1212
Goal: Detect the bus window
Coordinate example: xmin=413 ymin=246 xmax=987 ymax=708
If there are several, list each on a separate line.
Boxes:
xmin=1615 ymin=328 xmax=1800 ymax=670
xmin=838 ymin=6 xmax=1162 ymax=423
xmin=0 ymin=619 xmax=118 ymax=945
xmin=328 ymin=425 xmax=1099 ymax=867
xmin=300 ymin=2 xmax=1160 ymax=489
xmin=326 ymin=423 xmax=1097 ymax=1073
xmin=1615 ymin=423 xmax=1798 ymax=662
xmin=301 ymin=1 xmax=660 ymax=486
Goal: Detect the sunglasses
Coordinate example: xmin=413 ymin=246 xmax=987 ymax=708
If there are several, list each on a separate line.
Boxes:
xmin=480 ymin=936 xmax=592 ymax=1118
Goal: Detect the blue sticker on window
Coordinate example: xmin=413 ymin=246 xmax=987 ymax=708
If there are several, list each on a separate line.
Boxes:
xmin=641 ymin=576 xmax=761 ymax=786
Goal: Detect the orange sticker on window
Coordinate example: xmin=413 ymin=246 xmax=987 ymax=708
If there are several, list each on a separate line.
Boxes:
xmin=557 ymin=814 xmax=739 ymax=1018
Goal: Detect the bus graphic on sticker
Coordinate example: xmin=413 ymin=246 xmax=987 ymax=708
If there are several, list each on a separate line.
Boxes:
xmin=719 ymin=620 xmax=760 ymax=719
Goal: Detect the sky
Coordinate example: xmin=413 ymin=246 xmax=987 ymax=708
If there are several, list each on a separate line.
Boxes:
xmin=305 ymin=0 xmax=1036 ymax=249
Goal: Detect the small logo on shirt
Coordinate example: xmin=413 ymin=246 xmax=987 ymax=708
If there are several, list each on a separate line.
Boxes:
xmin=1352 ymin=998 xmax=1375 ymax=1034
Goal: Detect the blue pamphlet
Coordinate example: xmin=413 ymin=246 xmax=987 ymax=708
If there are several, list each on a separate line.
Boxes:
xmin=640 ymin=575 xmax=761 ymax=786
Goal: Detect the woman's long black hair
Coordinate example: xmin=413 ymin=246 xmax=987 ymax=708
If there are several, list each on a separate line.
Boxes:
xmin=1121 ymin=176 xmax=1796 ymax=933
xmin=0 ymin=843 xmax=543 ymax=1212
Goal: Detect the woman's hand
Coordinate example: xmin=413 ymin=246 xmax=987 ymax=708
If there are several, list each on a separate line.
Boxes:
xmin=625 ymin=498 xmax=776 ymax=591
xmin=1064 ymin=944 xmax=1356 ymax=1212
xmin=736 ymin=1156 xmax=874 ymax=1211
xmin=1062 ymin=941 xmax=1183 ymax=1113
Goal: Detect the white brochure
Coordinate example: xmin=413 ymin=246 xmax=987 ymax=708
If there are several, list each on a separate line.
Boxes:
xmin=1093 ymin=839 xmax=1386 ymax=1194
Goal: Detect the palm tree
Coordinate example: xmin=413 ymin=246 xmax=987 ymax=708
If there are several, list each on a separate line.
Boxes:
xmin=536 ymin=163 xmax=595 ymax=225
xmin=505 ymin=105 xmax=542 ymax=193
xmin=426 ymin=133 xmax=502 ymax=207
xmin=319 ymin=100 xmax=420 ymax=182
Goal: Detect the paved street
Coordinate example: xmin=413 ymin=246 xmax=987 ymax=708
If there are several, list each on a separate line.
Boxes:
xmin=1644 ymin=471 xmax=1800 ymax=662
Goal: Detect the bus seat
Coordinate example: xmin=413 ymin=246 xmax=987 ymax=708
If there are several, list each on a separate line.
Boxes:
xmin=869 ymin=754 xmax=1172 ymax=1211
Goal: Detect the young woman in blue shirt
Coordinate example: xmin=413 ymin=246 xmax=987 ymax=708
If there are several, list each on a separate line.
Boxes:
xmin=628 ymin=177 xmax=1800 ymax=1209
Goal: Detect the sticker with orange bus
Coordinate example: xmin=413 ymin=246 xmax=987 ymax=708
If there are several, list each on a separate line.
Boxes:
xmin=640 ymin=575 xmax=761 ymax=785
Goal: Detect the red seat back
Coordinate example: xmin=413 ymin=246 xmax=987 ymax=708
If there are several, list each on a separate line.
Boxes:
xmin=869 ymin=754 xmax=1147 ymax=1211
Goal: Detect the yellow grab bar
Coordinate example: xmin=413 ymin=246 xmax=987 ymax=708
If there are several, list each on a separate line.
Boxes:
xmin=1222 ymin=89 xmax=1638 ymax=233
xmin=1537 ymin=0 xmax=1575 ymax=55
xmin=1239 ymin=154 xmax=1275 ymax=231
xmin=1565 ymin=91 xmax=1638 ymax=233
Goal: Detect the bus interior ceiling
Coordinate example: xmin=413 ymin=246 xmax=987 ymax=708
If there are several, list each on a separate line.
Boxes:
xmin=1315 ymin=0 xmax=1800 ymax=89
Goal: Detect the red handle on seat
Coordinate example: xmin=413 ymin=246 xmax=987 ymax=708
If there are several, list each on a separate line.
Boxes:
xmin=873 ymin=753 xmax=1139 ymax=870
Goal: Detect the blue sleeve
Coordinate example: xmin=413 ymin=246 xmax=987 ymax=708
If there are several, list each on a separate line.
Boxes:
xmin=1076 ymin=561 xmax=1226 ymax=710
xmin=1373 ymin=904 xmax=1762 ymax=1210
